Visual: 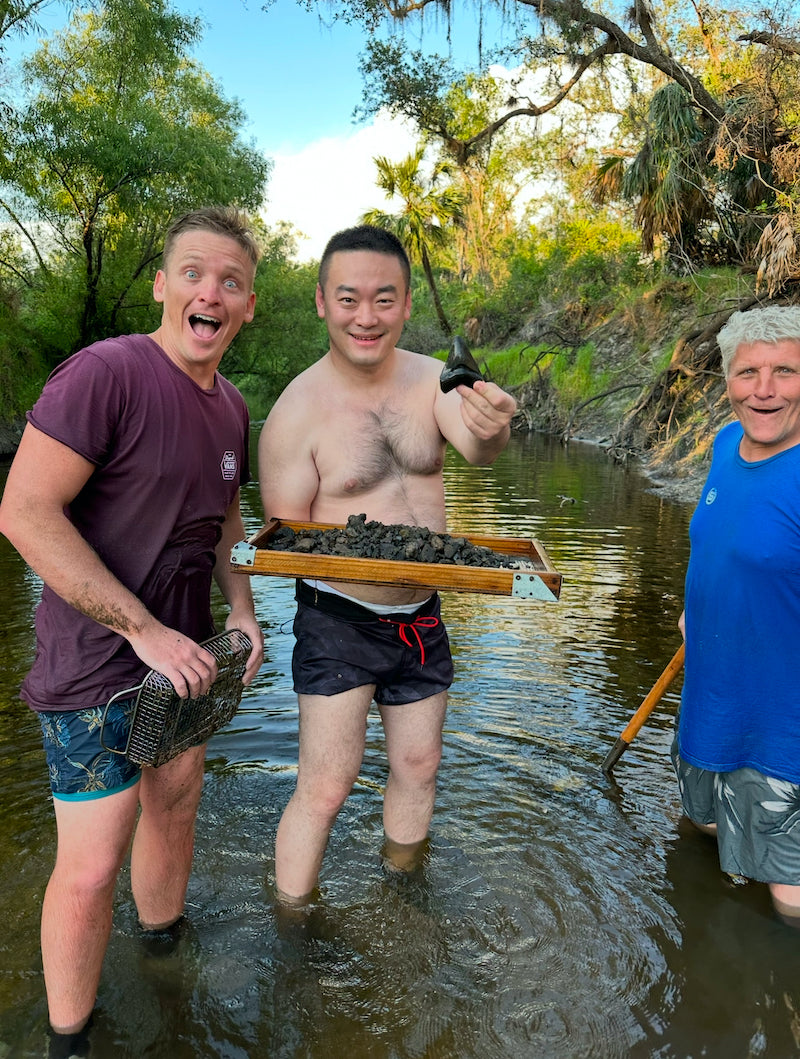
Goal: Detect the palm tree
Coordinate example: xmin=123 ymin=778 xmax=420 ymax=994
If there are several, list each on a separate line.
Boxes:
xmin=362 ymin=146 xmax=464 ymax=335
xmin=592 ymin=81 xmax=776 ymax=273
xmin=591 ymin=84 xmax=709 ymax=269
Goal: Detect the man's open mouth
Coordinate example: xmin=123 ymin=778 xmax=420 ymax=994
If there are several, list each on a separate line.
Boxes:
xmin=190 ymin=313 xmax=221 ymax=338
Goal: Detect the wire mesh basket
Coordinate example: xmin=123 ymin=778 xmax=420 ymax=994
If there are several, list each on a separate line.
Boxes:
xmin=100 ymin=629 xmax=252 ymax=767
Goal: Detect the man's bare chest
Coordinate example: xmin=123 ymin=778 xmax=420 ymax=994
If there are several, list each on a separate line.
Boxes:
xmin=313 ymin=402 xmax=445 ymax=495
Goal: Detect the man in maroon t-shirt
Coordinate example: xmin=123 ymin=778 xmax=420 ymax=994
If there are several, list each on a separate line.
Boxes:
xmin=0 ymin=207 xmax=264 ymax=1054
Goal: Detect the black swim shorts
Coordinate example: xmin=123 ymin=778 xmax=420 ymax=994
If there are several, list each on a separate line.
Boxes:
xmin=292 ymin=580 xmax=454 ymax=705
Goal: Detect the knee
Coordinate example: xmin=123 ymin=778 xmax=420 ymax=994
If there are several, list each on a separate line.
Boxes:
xmin=51 ymin=854 xmax=121 ymax=901
xmin=391 ymin=741 xmax=442 ymax=786
xmin=299 ymin=775 xmax=354 ymax=822
xmin=140 ymin=750 xmax=205 ymax=819
xmin=769 ymin=883 xmax=800 ymax=927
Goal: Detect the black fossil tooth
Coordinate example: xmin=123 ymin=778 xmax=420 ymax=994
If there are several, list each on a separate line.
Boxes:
xmin=439 ymin=335 xmax=485 ymax=393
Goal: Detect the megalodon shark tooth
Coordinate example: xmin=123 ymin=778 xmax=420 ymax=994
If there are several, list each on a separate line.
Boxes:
xmin=439 ymin=335 xmax=485 ymax=393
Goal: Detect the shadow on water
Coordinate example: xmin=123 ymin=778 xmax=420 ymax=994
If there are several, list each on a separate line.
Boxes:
xmin=1 ymin=433 xmax=800 ymax=1057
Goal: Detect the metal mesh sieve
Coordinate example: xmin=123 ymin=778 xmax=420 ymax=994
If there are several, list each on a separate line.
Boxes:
xmin=101 ymin=629 xmax=252 ymax=768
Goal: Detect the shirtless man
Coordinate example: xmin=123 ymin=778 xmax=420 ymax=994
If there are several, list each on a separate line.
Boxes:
xmin=258 ymin=225 xmax=517 ymax=903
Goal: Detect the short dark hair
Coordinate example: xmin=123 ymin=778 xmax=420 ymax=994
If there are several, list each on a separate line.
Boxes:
xmin=163 ymin=206 xmax=261 ymax=272
xmin=318 ymin=225 xmax=411 ymax=291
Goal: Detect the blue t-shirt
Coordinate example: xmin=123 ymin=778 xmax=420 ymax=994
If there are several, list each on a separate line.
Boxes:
xmin=678 ymin=421 xmax=800 ymax=782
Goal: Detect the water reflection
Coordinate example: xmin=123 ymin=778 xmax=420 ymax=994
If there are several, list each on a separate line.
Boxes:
xmin=1 ymin=434 xmax=798 ymax=1058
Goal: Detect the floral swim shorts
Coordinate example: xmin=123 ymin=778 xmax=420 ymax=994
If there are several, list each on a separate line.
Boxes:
xmin=671 ymin=734 xmax=800 ymax=885
xmin=38 ymin=698 xmax=141 ymax=800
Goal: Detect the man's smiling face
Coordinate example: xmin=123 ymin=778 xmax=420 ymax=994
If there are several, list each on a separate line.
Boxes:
xmin=316 ymin=249 xmax=411 ymax=374
xmin=152 ymin=229 xmax=256 ymax=388
xmin=727 ymin=338 xmax=800 ymax=460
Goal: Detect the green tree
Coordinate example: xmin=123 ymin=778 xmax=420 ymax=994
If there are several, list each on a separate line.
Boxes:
xmin=309 ymin=1 xmax=800 ymax=285
xmin=590 ymin=17 xmax=800 ymax=278
xmin=433 ymin=72 xmax=542 ymax=284
xmin=592 ymin=83 xmax=711 ymax=270
xmin=362 ymin=146 xmax=464 ymax=334
xmin=346 ymin=2 xmax=724 ymax=164
xmin=224 ymin=221 xmax=326 ymax=414
xmin=0 ymin=0 xmax=270 ymax=353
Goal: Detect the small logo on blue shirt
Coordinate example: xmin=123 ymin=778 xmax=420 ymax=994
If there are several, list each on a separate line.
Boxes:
xmin=705 ymin=487 xmax=717 ymax=505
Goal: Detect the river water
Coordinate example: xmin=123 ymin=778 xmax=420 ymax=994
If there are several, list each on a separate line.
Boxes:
xmin=2 ymin=431 xmax=799 ymax=1059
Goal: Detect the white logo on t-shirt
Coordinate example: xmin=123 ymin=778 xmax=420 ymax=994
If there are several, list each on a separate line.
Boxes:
xmin=705 ymin=487 xmax=717 ymax=505
xmin=220 ymin=451 xmax=237 ymax=481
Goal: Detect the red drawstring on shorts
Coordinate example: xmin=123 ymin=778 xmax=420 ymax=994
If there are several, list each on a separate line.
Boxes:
xmin=379 ymin=615 xmax=440 ymax=666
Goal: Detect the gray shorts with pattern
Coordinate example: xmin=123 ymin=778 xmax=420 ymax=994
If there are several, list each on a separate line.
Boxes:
xmin=672 ymin=734 xmax=800 ymax=885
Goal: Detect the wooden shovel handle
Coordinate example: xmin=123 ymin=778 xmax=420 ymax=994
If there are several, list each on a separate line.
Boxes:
xmin=602 ymin=642 xmax=685 ymax=773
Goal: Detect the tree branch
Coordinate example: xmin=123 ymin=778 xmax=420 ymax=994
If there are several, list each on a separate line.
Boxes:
xmin=739 ymin=31 xmax=800 ymax=56
xmin=0 ymin=197 xmax=49 ymax=273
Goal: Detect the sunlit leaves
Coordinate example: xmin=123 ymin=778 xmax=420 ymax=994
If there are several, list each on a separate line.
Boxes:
xmin=2 ymin=0 xmax=270 ymax=350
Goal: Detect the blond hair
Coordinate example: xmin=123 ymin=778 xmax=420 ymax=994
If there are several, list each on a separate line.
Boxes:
xmin=163 ymin=207 xmax=261 ymax=272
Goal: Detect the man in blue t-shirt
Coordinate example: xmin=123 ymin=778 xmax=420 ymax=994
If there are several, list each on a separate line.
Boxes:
xmin=674 ymin=303 xmax=800 ymax=927
xmin=0 ymin=207 xmax=264 ymax=1053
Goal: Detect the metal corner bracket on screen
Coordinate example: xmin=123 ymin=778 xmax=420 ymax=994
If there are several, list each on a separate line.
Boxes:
xmin=230 ymin=541 xmax=256 ymax=568
xmin=511 ymin=573 xmax=558 ymax=601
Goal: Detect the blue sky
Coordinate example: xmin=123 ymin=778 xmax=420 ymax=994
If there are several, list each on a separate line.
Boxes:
xmin=191 ymin=0 xmax=397 ymax=156
xmin=188 ymin=0 xmax=516 ymax=154
xmin=9 ymin=0 xmax=518 ymax=258
xmin=191 ymin=0 xmax=503 ymax=155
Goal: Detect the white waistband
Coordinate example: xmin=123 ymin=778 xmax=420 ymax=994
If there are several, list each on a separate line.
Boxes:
xmin=301 ymin=578 xmax=432 ymax=616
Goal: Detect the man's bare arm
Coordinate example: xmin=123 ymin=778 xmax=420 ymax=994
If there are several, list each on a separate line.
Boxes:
xmin=257 ymin=397 xmax=321 ymax=521
xmin=213 ymin=493 xmax=264 ymax=685
xmin=0 ymin=424 xmax=217 ymax=698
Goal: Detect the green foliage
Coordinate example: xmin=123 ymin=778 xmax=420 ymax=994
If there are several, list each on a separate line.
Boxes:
xmin=362 ymin=146 xmax=464 ymax=334
xmin=683 ymin=267 xmax=745 ymax=314
xmin=429 ymin=341 xmax=553 ymax=388
xmin=453 ymin=214 xmax=648 ymax=344
xmin=549 ymin=342 xmax=609 ymax=407
xmin=319 ymin=0 xmax=800 ymax=291
xmin=480 ymin=344 xmax=550 ymax=389
xmin=19 ymin=263 xmax=85 ymax=367
xmin=231 ymin=225 xmax=327 ymax=418
xmin=0 ymin=0 xmax=274 ymax=421
xmin=2 ymin=0 xmax=794 ymax=445
xmin=425 ymin=335 xmax=611 ymax=418
xmin=357 ymin=38 xmax=459 ymax=135
xmin=1 ymin=0 xmax=270 ymax=354
xmin=537 ymin=218 xmax=647 ymax=305
xmin=0 ymin=287 xmax=49 ymax=419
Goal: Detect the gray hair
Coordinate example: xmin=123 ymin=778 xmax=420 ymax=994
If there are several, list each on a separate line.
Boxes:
xmin=718 ymin=305 xmax=800 ymax=376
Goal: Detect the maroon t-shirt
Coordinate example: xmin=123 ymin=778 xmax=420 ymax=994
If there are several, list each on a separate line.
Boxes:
xmin=21 ymin=334 xmax=250 ymax=711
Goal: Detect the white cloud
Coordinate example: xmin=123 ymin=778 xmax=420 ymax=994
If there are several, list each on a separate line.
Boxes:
xmin=261 ymin=60 xmax=622 ymax=263
xmin=262 ymin=110 xmax=418 ymax=262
